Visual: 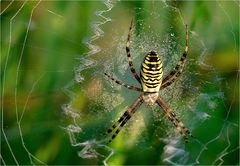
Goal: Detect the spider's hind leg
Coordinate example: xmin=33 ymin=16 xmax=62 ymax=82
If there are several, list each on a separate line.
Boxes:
xmin=167 ymin=111 xmax=193 ymax=143
xmin=104 ymin=95 xmax=143 ymax=143
xmin=156 ymin=97 xmax=193 ymax=143
xmin=172 ymin=113 xmax=193 ymax=137
xmin=109 ymin=114 xmax=131 ymax=143
xmin=104 ymin=111 xmax=129 ymax=135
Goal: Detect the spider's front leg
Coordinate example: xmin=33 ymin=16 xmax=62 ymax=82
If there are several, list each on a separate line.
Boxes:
xmin=126 ymin=20 xmax=141 ymax=84
xmin=104 ymin=95 xmax=144 ymax=143
xmin=161 ymin=24 xmax=189 ymax=90
xmin=156 ymin=97 xmax=193 ymax=143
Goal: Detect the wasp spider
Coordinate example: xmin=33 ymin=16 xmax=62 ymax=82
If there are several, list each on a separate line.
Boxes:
xmin=104 ymin=20 xmax=193 ymax=143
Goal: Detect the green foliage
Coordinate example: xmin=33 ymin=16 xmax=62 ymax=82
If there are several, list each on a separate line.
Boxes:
xmin=1 ymin=1 xmax=238 ymax=165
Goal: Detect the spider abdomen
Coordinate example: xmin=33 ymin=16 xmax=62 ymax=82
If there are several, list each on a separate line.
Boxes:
xmin=140 ymin=51 xmax=163 ymax=93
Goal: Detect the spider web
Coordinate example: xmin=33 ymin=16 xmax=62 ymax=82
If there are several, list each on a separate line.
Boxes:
xmin=1 ymin=1 xmax=239 ymax=165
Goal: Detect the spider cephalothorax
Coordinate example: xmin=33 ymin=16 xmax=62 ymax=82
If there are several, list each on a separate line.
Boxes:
xmin=104 ymin=20 xmax=193 ymax=143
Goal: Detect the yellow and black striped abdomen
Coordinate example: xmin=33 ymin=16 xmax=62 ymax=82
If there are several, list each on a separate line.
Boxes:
xmin=140 ymin=51 xmax=163 ymax=93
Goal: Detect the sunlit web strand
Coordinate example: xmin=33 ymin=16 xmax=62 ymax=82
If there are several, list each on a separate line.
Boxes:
xmin=218 ymin=1 xmax=237 ymax=50
xmin=0 ymin=154 xmax=6 ymax=165
xmin=16 ymin=1 xmax=46 ymax=164
xmin=194 ymin=64 xmax=239 ymax=165
xmin=1 ymin=1 xmax=27 ymax=165
xmin=0 ymin=0 xmax=14 ymax=15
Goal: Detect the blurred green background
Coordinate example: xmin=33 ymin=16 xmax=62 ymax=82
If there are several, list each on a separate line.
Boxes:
xmin=1 ymin=1 xmax=239 ymax=165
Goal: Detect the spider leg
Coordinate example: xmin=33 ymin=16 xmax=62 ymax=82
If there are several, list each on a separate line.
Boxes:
xmin=104 ymin=110 xmax=128 ymax=135
xmin=156 ymin=97 xmax=193 ymax=143
xmin=160 ymin=24 xmax=188 ymax=90
xmin=105 ymin=95 xmax=143 ymax=143
xmin=126 ymin=19 xmax=141 ymax=84
xmin=160 ymin=70 xmax=182 ymax=90
xmin=104 ymin=73 xmax=142 ymax=91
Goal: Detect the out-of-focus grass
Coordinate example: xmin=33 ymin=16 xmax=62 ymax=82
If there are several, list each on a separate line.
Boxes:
xmin=1 ymin=1 xmax=239 ymax=165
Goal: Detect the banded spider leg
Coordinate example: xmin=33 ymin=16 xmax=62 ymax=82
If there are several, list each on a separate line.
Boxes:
xmin=161 ymin=24 xmax=189 ymax=90
xmin=104 ymin=73 xmax=142 ymax=92
xmin=156 ymin=97 xmax=193 ymax=143
xmin=126 ymin=19 xmax=141 ymax=83
xmin=104 ymin=95 xmax=143 ymax=143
